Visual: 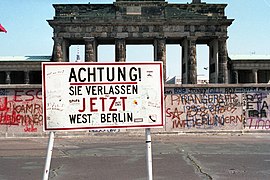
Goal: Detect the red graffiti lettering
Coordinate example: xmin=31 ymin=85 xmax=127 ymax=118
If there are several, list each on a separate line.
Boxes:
xmin=0 ymin=89 xmax=43 ymax=133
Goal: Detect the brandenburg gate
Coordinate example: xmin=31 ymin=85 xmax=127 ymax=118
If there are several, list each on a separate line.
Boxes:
xmin=47 ymin=0 xmax=233 ymax=84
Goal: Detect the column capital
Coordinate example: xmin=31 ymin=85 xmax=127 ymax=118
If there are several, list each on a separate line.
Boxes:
xmin=154 ymin=38 xmax=166 ymax=46
xmin=115 ymin=38 xmax=126 ymax=41
xmin=84 ymin=37 xmax=95 ymax=42
xmin=207 ymin=38 xmax=218 ymax=46
xmin=155 ymin=37 xmax=166 ymax=40
xmin=218 ymin=36 xmax=229 ymax=41
xmin=52 ymin=36 xmax=63 ymax=42
xmin=186 ymin=36 xmax=197 ymax=41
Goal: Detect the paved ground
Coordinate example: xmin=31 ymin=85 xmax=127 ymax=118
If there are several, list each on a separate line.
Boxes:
xmin=0 ymin=133 xmax=270 ymax=180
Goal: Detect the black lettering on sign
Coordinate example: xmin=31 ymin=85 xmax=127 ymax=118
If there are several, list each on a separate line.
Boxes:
xmin=69 ymin=67 xmax=142 ymax=83
xmin=69 ymin=114 xmax=93 ymax=124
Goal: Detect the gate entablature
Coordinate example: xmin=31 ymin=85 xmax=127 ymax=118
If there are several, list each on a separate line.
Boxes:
xmin=48 ymin=0 xmax=233 ymax=84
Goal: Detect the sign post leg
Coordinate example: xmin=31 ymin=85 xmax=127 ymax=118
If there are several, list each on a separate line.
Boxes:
xmin=145 ymin=128 xmax=153 ymax=180
xmin=43 ymin=131 xmax=55 ymax=180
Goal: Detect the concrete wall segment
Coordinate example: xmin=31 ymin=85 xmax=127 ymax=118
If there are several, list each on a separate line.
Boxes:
xmin=0 ymin=84 xmax=270 ymax=136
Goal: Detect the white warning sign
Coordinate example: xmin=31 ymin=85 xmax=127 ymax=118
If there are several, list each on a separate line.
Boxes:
xmin=42 ymin=62 xmax=164 ymax=131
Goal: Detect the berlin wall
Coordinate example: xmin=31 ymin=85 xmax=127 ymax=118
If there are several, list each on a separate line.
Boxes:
xmin=0 ymin=86 xmax=43 ymax=136
xmin=165 ymin=84 xmax=270 ymax=132
xmin=0 ymin=84 xmax=270 ymax=136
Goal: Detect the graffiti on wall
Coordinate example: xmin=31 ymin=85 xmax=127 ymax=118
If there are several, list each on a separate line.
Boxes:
xmin=165 ymin=93 xmax=243 ymax=130
xmin=165 ymin=86 xmax=270 ymax=131
xmin=0 ymin=89 xmax=43 ymax=132
xmin=245 ymin=92 xmax=270 ymax=130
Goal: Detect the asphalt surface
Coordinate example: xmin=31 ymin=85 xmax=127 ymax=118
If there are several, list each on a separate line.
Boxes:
xmin=0 ymin=133 xmax=270 ymax=180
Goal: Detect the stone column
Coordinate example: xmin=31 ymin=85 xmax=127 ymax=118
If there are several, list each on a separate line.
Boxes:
xmin=208 ymin=39 xmax=218 ymax=83
xmin=181 ymin=39 xmax=188 ymax=84
xmin=53 ymin=37 xmax=64 ymax=62
xmin=85 ymin=38 xmax=97 ymax=62
xmin=218 ymin=37 xmax=228 ymax=83
xmin=62 ymin=39 xmax=69 ymax=62
xmin=154 ymin=38 xmax=166 ymax=81
xmin=233 ymin=70 xmax=238 ymax=84
xmin=5 ymin=71 xmax=10 ymax=84
xmin=253 ymin=69 xmax=258 ymax=83
xmin=187 ymin=37 xmax=197 ymax=84
xmin=115 ymin=38 xmax=126 ymax=62
xmin=66 ymin=44 xmax=70 ymax=61
xmin=24 ymin=71 xmax=30 ymax=84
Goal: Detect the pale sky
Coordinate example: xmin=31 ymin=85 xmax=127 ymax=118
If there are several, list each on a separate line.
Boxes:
xmin=1 ymin=0 xmax=270 ymax=78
